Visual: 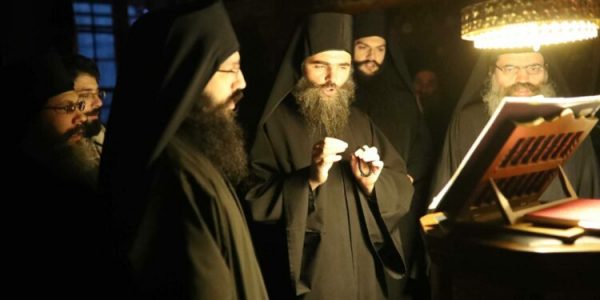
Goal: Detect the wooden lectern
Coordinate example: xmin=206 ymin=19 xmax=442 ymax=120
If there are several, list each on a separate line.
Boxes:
xmin=422 ymin=96 xmax=600 ymax=299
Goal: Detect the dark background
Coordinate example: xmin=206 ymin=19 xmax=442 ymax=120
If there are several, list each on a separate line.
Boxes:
xmin=4 ymin=0 xmax=600 ymax=142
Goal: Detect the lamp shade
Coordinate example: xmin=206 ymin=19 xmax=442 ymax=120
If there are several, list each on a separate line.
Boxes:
xmin=461 ymin=0 xmax=600 ymax=50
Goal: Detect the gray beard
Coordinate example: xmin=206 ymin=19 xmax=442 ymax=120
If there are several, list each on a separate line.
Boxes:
xmin=292 ymin=76 xmax=355 ymax=138
xmin=482 ymin=78 xmax=556 ymax=116
xmin=179 ymin=97 xmax=248 ymax=185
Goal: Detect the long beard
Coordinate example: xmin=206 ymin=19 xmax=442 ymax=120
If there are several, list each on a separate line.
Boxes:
xmin=179 ymin=96 xmax=248 ymax=185
xmin=47 ymin=137 xmax=101 ymax=189
xmin=292 ymin=77 xmax=355 ymax=138
xmin=31 ymin=119 xmax=101 ymax=189
xmin=482 ymin=78 xmax=556 ymax=116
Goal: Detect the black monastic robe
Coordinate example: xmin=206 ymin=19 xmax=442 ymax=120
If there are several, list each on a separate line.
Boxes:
xmin=353 ymin=13 xmax=432 ymax=292
xmin=99 ymin=2 xmax=268 ymax=298
xmin=355 ymin=64 xmax=432 ymax=187
xmin=11 ymin=150 xmax=114 ymax=299
xmin=247 ymin=95 xmax=414 ymax=299
xmin=129 ymin=135 xmax=267 ymax=299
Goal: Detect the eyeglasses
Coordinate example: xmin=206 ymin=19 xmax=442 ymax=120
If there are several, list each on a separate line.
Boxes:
xmin=495 ymin=64 xmax=545 ymax=76
xmin=77 ymin=89 xmax=106 ymax=101
xmin=43 ymin=101 xmax=86 ymax=114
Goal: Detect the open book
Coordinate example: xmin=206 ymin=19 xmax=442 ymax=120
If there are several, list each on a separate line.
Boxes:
xmin=429 ymin=95 xmax=600 ymax=224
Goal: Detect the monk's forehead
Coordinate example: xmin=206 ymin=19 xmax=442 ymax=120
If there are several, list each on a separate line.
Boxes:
xmin=496 ymin=52 xmax=544 ymax=65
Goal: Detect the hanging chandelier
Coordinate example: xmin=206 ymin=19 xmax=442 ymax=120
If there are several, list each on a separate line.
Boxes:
xmin=461 ymin=0 xmax=600 ymax=50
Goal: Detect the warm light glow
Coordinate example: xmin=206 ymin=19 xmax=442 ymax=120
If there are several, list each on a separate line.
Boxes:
xmin=578 ymin=220 xmax=600 ymax=230
xmin=461 ymin=0 xmax=600 ymax=50
xmin=465 ymin=20 xmax=599 ymax=50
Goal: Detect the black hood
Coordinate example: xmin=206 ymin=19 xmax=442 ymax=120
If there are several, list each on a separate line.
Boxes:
xmin=259 ymin=12 xmax=352 ymax=125
xmin=100 ymin=0 xmax=239 ymax=197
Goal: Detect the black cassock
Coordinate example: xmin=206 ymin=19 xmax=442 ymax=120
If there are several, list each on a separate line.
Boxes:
xmin=128 ymin=136 xmax=267 ymax=299
xmin=99 ymin=2 xmax=268 ymax=299
xmin=246 ymin=95 xmax=414 ymax=299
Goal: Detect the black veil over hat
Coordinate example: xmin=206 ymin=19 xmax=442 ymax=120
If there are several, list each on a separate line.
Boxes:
xmin=10 ymin=51 xmax=74 ymax=143
xmin=16 ymin=52 xmax=74 ymax=118
xmin=353 ymin=10 xmax=415 ymax=96
xmin=352 ymin=10 xmax=429 ymax=181
xmin=258 ymin=12 xmax=352 ymax=125
xmin=353 ymin=10 xmax=386 ymax=41
xmin=29 ymin=52 xmax=74 ymax=109
xmin=100 ymin=0 xmax=239 ymax=214
xmin=352 ymin=10 xmax=433 ymax=285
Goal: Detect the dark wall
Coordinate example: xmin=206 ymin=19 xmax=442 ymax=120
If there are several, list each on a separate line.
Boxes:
xmin=4 ymin=0 xmax=598 ymax=129
xmin=4 ymin=0 xmax=76 ymax=66
xmin=225 ymin=0 xmax=305 ymax=142
xmin=550 ymin=38 xmax=600 ymax=97
xmin=224 ymin=0 xmax=476 ymax=144
xmin=389 ymin=1 xmax=478 ymax=114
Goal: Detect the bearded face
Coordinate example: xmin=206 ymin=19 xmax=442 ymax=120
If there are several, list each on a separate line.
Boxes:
xmin=292 ymin=76 xmax=356 ymax=138
xmin=24 ymin=92 xmax=103 ymax=188
xmin=48 ymin=136 xmax=101 ymax=188
xmin=482 ymin=76 xmax=556 ymax=116
xmin=27 ymin=119 xmax=102 ymax=189
xmin=177 ymin=50 xmax=249 ymax=184
xmin=353 ymin=36 xmax=386 ymax=77
xmin=483 ymin=52 xmax=556 ymax=115
xmin=179 ymin=92 xmax=248 ymax=185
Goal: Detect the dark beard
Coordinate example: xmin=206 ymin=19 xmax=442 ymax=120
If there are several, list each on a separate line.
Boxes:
xmin=354 ymin=60 xmax=383 ymax=77
xmin=53 ymin=120 xmax=101 ymax=144
xmin=30 ymin=119 xmax=100 ymax=189
xmin=46 ymin=137 xmax=101 ymax=189
xmin=179 ymin=94 xmax=248 ymax=185
xmin=84 ymin=119 xmax=103 ymax=138
xmin=482 ymin=78 xmax=556 ymax=116
xmin=292 ymin=76 xmax=355 ymax=138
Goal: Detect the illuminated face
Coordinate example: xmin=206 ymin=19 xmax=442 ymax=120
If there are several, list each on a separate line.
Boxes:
xmin=39 ymin=90 xmax=88 ymax=144
xmin=353 ymin=36 xmax=386 ymax=76
xmin=74 ymin=73 xmax=103 ymax=121
xmin=203 ymin=51 xmax=246 ymax=110
xmin=493 ymin=52 xmax=547 ymax=97
xmin=303 ymin=50 xmax=352 ymax=98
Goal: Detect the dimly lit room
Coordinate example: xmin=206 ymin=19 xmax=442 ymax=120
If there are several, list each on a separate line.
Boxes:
xmin=5 ymin=0 xmax=600 ymax=299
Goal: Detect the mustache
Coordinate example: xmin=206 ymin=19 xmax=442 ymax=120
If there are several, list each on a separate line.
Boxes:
xmin=205 ymin=89 xmax=244 ymax=113
xmin=230 ymin=89 xmax=244 ymax=105
xmin=355 ymin=60 xmax=381 ymax=68
xmin=507 ymin=82 xmax=541 ymax=95
xmin=62 ymin=120 xmax=102 ymax=141
xmin=85 ymin=107 xmax=101 ymax=117
xmin=221 ymin=89 xmax=244 ymax=112
xmin=319 ymin=82 xmax=338 ymax=89
xmin=62 ymin=124 xmax=85 ymax=141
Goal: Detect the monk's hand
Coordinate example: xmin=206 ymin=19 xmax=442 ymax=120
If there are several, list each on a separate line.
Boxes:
xmin=309 ymin=137 xmax=348 ymax=190
xmin=351 ymin=145 xmax=384 ymax=195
